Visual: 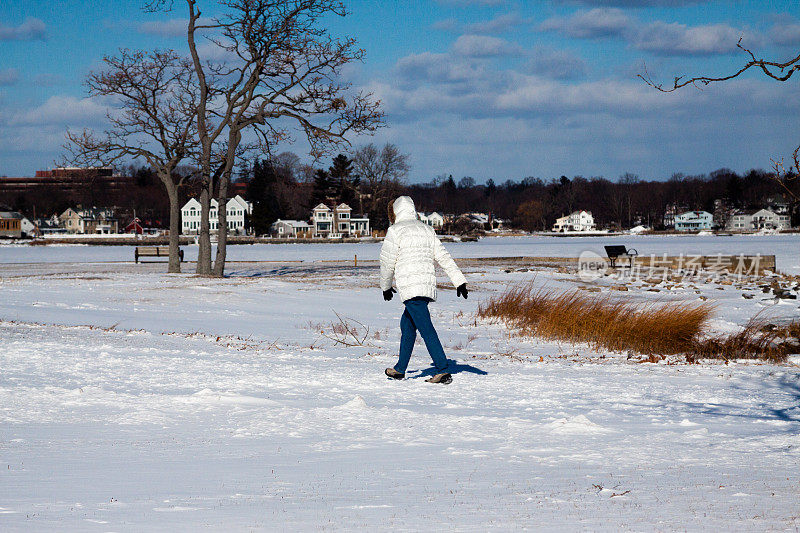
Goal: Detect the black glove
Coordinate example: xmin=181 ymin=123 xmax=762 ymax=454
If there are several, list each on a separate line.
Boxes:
xmin=456 ymin=283 xmax=468 ymax=299
xmin=383 ymin=288 xmax=397 ymax=301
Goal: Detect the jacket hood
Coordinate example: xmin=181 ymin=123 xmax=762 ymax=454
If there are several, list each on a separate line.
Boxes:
xmin=393 ymin=196 xmax=417 ymax=223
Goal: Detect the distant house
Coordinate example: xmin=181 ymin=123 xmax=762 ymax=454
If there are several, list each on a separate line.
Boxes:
xmin=419 ymin=212 xmax=444 ymax=230
xmin=4 ymin=212 xmax=36 ymax=237
xmin=59 ymin=207 xmax=118 ymax=234
xmin=311 ymin=203 xmax=370 ymax=238
xmin=270 ymin=219 xmax=313 ymax=238
xmin=552 ymin=211 xmax=596 ymax=232
xmin=19 ymin=215 xmax=35 ymax=237
xmin=726 ymin=208 xmax=791 ymax=231
xmin=33 ymin=215 xmax=66 ymax=236
xmin=453 ymin=212 xmax=497 ymax=231
xmin=674 ymin=211 xmax=713 ymax=231
xmin=0 ymin=211 xmax=22 ymax=238
xmin=662 ymin=204 xmax=687 ymax=228
xmin=181 ymin=195 xmax=253 ymax=235
xmin=124 ymin=217 xmax=144 ymax=234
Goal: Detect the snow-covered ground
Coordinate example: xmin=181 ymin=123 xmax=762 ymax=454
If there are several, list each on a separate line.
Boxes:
xmin=1 ymin=239 xmax=799 ymax=531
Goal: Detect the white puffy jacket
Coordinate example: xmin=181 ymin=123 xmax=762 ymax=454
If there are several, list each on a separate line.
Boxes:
xmin=380 ymin=196 xmax=466 ymax=302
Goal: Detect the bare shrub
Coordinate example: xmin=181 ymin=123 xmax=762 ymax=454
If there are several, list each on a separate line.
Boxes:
xmin=318 ymin=311 xmax=371 ymax=347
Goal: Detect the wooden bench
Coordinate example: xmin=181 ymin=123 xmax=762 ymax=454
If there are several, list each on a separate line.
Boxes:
xmin=604 ymin=245 xmax=638 ymax=268
xmin=135 ymin=246 xmax=184 ymax=264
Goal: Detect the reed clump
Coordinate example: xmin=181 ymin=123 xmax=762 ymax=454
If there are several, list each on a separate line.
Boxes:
xmin=479 ymin=284 xmax=797 ymax=361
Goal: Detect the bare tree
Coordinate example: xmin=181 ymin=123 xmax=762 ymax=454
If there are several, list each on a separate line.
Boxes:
xmin=640 ymin=40 xmax=800 ymax=203
xmin=148 ymin=0 xmax=384 ymax=276
xmin=63 ymin=49 xmax=198 ymax=273
xmin=352 ymin=142 xmax=410 ymax=220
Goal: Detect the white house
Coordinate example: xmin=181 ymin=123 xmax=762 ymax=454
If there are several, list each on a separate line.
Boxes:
xmin=269 ymin=219 xmax=313 ymax=238
xmin=181 ymin=194 xmax=253 ymax=235
xmin=726 ymin=208 xmax=791 ymax=231
xmin=552 ymin=211 xmax=595 ymax=232
xmin=311 ymin=203 xmax=370 ymax=238
xmin=18 ymin=215 xmax=35 ymax=237
xmin=674 ymin=210 xmax=713 ymax=231
xmin=418 ymin=212 xmax=444 ymax=230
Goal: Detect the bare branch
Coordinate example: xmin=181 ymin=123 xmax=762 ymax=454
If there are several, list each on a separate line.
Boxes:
xmin=639 ymin=39 xmax=800 ymax=92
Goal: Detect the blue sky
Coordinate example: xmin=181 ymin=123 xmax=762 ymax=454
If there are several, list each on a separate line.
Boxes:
xmin=1 ymin=0 xmax=799 ymax=182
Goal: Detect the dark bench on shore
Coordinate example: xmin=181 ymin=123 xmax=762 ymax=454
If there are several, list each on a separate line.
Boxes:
xmin=135 ymin=246 xmax=183 ymax=264
xmin=604 ymin=245 xmax=638 ymax=268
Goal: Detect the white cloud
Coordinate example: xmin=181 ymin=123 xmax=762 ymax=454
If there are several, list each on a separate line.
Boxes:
xmin=451 ymin=34 xmax=522 ymax=57
xmin=434 ymin=13 xmax=527 ymax=34
xmin=396 ymin=52 xmax=486 ymax=84
xmin=9 ymin=95 xmax=110 ymax=127
xmin=540 ymin=9 xmax=756 ymax=56
xmin=540 ymin=8 xmax=631 ymax=39
xmin=0 ymin=18 xmax=46 ymax=41
xmin=525 ymin=47 xmax=588 ymax=80
xmin=635 ymin=22 xmax=753 ymax=56
xmin=771 ymin=17 xmax=800 ymax=46
xmin=0 ymin=68 xmax=19 ymax=86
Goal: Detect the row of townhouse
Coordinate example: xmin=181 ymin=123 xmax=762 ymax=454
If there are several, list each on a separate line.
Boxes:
xmin=671 ymin=208 xmax=792 ymax=231
xmin=548 ymin=208 xmax=791 ymax=233
xmin=2 ymin=207 xmax=124 ymax=237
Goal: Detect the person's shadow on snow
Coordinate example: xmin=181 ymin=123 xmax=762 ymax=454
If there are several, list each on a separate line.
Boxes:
xmin=407 ymin=361 xmax=488 ymax=379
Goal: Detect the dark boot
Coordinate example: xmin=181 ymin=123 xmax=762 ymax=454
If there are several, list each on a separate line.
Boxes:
xmin=385 ymin=368 xmax=405 ymax=380
xmin=425 ymin=373 xmax=452 ymax=384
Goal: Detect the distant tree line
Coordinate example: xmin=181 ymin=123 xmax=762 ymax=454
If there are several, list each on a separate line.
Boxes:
xmin=407 ymin=168 xmax=799 ymax=231
xmin=6 ymin=155 xmax=797 ymax=234
xmin=238 ymin=151 xmax=798 ymax=233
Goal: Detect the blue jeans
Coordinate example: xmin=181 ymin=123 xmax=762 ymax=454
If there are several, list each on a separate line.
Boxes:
xmin=394 ymin=297 xmax=449 ymax=374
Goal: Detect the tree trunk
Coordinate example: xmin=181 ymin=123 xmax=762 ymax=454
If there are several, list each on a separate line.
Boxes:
xmin=164 ymin=179 xmax=182 ymax=274
xmin=213 ymin=170 xmax=230 ymax=277
xmin=196 ymin=183 xmax=212 ymax=275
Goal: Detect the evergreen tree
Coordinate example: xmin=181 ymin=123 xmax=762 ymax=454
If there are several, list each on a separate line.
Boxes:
xmin=310 ymin=168 xmax=337 ymax=207
xmin=485 ymin=178 xmax=496 ymax=197
xmin=328 ymin=153 xmax=360 ymax=206
xmin=247 ymin=159 xmax=282 ymax=235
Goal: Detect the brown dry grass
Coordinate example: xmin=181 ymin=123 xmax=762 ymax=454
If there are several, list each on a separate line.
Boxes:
xmin=478 ymin=284 xmax=798 ymax=361
xmin=691 ymin=318 xmax=800 ymax=363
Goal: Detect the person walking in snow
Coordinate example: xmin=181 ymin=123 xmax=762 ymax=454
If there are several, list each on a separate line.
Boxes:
xmin=380 ymin=196 xmax=468 ymax=384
